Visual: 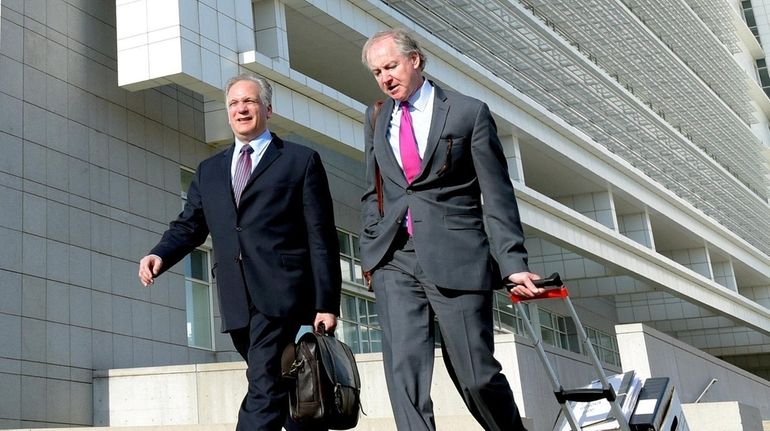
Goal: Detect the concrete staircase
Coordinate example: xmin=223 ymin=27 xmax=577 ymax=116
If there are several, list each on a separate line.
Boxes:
xmin=7 ymin=330 xmax=770 ymax=430
xmin=83 ymin=358 xmax=520 ymax=431
xmin=2 ymin=417 xmax=486 ymax=431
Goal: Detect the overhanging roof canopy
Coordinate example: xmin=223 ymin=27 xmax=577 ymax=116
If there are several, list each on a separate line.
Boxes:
xmin=383 ymin=0 xmax=770 ymax=256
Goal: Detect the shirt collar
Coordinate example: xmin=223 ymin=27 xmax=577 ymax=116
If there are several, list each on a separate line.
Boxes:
xmin=405 ymin=79 xmax=433 ymax=113
xmin=235 ymin=129 xmax=272 ymax=154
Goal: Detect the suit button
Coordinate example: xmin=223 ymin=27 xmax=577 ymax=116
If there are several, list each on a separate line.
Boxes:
xmin=236 ymin=226 xmax=242 ymax=232
xmin=396 ymin=218 xmax=402 ymax=224
xmin=406 ymin=190 xmax=413 ymax=195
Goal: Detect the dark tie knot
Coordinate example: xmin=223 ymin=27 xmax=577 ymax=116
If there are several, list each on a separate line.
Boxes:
xmin=241 ymin=145 xmax=254 ymax=155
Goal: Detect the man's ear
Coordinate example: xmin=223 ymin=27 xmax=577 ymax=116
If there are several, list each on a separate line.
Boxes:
xmin=411 ymin=52 xmax=421 ymax=70
xmin=266 ymin=104 xmax=273 ymax=119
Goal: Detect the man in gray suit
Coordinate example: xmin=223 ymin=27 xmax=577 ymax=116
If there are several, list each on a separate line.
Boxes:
xmin=360 ymin=29 xmax=544 ymax=430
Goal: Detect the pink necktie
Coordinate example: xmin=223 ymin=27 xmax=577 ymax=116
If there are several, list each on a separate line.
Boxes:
xmin=399 ymin=101 xmax=421 ymax=235
xmin=233 ymin=145 xmax=254 ymax=207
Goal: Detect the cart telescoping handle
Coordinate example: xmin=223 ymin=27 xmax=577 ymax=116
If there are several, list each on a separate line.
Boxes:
xmin=505 ymin=272 xmax=632 ymax=431
xmin=506 ymin=272 xmax=569 ymax=303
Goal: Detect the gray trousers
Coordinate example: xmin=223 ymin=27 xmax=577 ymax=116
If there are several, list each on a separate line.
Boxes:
xmin=372 ymin=234 xmax=527 ymax=431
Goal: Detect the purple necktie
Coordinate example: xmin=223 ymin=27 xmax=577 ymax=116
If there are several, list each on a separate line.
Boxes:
xmin=399 ymin=101 xmax=421 ymax=235
xmin=233 ymin=145 xmax=254 ymax=207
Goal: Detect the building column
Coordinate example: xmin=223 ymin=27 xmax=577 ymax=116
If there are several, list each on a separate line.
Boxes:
xmin=116 ymin=0 xmax=254 ymax=96
xmin=253 ymin=0 xmax=290 ymax=63
xmin=617 ymin=207 xmax=655 ymax=250
xmin=499 ymin=134 xmax=524 ymax=184
xmin=204 ymin=100 xmax=231 ymax=145
xmin=711 ymin=257 xmax=737 ymax=291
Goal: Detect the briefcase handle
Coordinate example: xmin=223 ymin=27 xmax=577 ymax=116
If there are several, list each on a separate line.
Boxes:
xmin=316 ymin=322 xmax=333 ymax=336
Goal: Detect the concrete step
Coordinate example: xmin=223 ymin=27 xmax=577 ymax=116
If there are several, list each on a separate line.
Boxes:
xmin=3 ymin=415 xmax=530 ymax=431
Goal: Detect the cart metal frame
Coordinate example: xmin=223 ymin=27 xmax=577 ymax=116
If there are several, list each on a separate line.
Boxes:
xmin=509 ymin=273 xmax=632 ymax=431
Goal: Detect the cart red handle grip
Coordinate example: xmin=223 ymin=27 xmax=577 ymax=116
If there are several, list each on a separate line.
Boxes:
xmin=509 ymin=286 xmax=569 ymax=303
xmin=533 ymin=272 xmax=562 ymax=288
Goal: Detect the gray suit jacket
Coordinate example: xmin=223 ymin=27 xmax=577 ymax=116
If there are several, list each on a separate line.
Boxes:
xmin=360 ymin=83 xmax=529 ymax=290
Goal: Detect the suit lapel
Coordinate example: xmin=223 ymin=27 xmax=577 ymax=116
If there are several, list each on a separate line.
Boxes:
xmin=248 ymin=135 xmax=281 ymax=184
xmin=220 ymin=145 xmax=237 ymax=206
xmin=230 ymin=135 xmax=283 ymax=208
xmin=418 ymin=84 xmax=448 ymax=182
xmin=376 ymin=84 xmax=449 ymax=187
xmin=374 ymin=99 xmax=409 ymax=188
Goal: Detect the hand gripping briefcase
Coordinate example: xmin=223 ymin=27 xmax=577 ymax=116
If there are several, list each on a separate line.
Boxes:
xmin=282 ymin=324 xmax=361 ymax=429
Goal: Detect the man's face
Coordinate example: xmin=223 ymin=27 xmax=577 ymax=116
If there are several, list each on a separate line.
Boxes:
xmin=366 ymin=36 xmax=423 ymax=102
xmin=227 ymin=79 xmax=272 ymax=142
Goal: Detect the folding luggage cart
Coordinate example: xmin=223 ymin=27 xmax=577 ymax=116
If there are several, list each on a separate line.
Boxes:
xmin=508 ymin=273 xmax=632 ymax=431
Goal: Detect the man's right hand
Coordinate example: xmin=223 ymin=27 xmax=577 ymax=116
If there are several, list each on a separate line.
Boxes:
xmin=138 ymin=255 xmax=163 ymax=287
xmin=507 ymin=271 xmax=545 ymax=298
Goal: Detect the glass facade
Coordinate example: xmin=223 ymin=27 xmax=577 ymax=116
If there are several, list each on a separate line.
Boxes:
xmin=538 ymin=308 xmax=572 ymax=351
xmin=185 ymin=249 xmax=214 ymax=349
xmin=338 ymin=293 xmax=382 ymax=354
xmin=493 ymin=290 xmax=525 ymax=335
xmin=338 ymin=229 xmax=364 ymax=286
xmin=742 ymin=0 xmax=759 ymax=40
xmin=181 ymin=167 xmax=215 ymax=350
xmin=586 ymin=326 xmax=621 ymax=367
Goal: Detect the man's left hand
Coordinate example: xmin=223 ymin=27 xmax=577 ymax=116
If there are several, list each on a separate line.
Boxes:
xmin=507 ymin=272 xmax=545 ymax=298
xmin=314 ymin=312 xmax=337 ymax=334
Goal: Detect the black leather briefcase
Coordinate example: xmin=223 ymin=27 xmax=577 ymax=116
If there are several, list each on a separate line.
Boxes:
xmin=282 ymin=325 xmax=361 ymax=430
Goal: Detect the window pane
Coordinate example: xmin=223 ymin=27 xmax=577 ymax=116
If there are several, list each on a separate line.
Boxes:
xmin=541 ymin=328 xmax=555 ymax=346
xmin=339 ymin=320 xmax=361 ymax=354
xmin=353 ymin=263 xmax=364 ymax=285
xmin=338 ymin=231 xmax=351 ymax=256
xmin=538 ymin=309 xmax=552 ymax=328
xmin=498 ymin=311 xmax=516 ymax=333
xmin=565 ymin=318 xmax=580 ymax=353
xmin=340 ymin=257 xmax=353 ymax=282
xmin=600 ymin=333 xmax=613 ymax=348
xmin=186 ymin=280 xmax=212 ymax=349
xmin=186 ymin=249 xmax=208 ymax=281
xmin=357 ymin=298 xmax=369 ymax=325
xmin=745 ymin=10 xmax=757 ymax=28
xmin=556 ymin=316 xmax=567 ymax=333
xmin=369 ymin=327 xmax=383 ymax=353
xmin=352 ymin=235 xmax=360 ymax=259
xmin=360 ymin=325 xmax=371 ymax=354
xmin=340 ymin=294 xmax=357 ymax=320
xmin=365 ymin=300 xmax=379 ymax=326
xmin=181 ymin=169 xmax=194 ymax=196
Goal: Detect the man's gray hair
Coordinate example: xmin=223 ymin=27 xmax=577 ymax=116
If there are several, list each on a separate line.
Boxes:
xmin=361 ymin=28 xmax=427 ymax=71
xmin=224 ymin=73 xmax=273 ymax=107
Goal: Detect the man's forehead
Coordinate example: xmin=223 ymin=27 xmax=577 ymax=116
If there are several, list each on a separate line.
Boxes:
xmin=227 ymin=81 xmax=260 ymax=98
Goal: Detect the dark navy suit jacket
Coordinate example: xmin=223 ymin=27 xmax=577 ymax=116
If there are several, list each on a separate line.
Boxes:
xmin=151 ymin=134 xmax=341 ymax=332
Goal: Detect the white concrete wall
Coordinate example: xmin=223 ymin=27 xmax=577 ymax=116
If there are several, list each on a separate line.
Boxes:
xmin=92 ymin=334 xmax=612 ymax=431
xmin=617 ymin=323 xmax=770 ymax=418
xmin=682 ymin=402 xmax=763 ymax=431
xmin=91 ymin=325 xmax=770 ymax=429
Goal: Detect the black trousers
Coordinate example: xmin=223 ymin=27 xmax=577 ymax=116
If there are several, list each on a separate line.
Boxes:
xmin=372 ymin=234 xmax=527 ymax=431
xmin=229 ymin=307 xmax=326 ymax=431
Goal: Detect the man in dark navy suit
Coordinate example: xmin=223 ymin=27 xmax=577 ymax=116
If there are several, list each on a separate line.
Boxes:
xmin=139 ymin=73 xmax=341 ymax=431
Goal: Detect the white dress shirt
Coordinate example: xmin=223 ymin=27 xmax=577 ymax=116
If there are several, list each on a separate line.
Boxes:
xmin=231 ymin=129 xmax=272 ymax=182
xmin=387 ymin=79 xmax=435 ymax=169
